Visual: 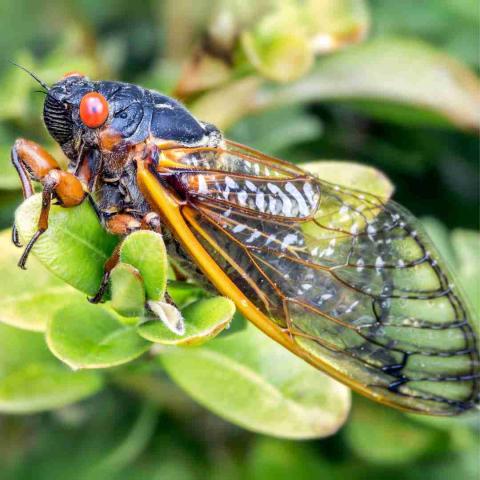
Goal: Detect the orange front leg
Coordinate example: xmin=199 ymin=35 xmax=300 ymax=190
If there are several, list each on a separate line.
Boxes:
xmin=11 ymin=139 xmax=86 ymax=268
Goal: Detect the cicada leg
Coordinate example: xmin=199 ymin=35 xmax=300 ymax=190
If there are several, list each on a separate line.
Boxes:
xmin=88 ymin=211 xmax=162 ymax=304
xmin=87 ymin=241 xmax=122 ymax=304
xmin=11 ymin=139 xmax=85 ymax=269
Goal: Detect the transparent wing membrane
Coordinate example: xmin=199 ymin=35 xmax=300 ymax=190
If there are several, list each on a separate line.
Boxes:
xmin=160 ymin=142 xmax=479 ymax=415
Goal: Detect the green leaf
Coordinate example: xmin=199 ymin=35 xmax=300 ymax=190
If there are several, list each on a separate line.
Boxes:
xmin=236 ymin=0 xmax=369 ymax=83
xmin=119 ymin=230 xmax=168 ymax=302
xmin=451 ymin=229 xmax=480 ymax=319
xmin=259 ymin=38 xmax=480 ymax=130
xmin=241 ymin=27 xmax=314 ymax=83
xmin=15 ymin=194 xmax=118 ymax=296
xmin=139 ymin=296 xmax=235 ymax=346
xmin=46 ymin=301 xmax=151 ymax=370
xmin=110 ymin=263 xmax=146 ymax=318
xmin=0 ymin=230 xmax=84 ymax=332
xmin=159 ymin=324 xmax=350 ymax=439
xmin=344 ymin=398 xmax=448 ymax=465
xmin=301 ymin=160 xmax=394 ymax=199
xmin=0 ymin=322 xmax=102 ymax=414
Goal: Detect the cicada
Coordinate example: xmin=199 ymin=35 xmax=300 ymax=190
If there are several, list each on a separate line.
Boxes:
xmin=11 ymin=70 xmax=479 ymax=416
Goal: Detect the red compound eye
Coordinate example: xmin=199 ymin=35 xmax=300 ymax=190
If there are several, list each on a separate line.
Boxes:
xmin=79 ymin=92 xmax=109 ymax=128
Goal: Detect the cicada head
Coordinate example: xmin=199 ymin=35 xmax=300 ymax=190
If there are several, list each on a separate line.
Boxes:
xmin=44 ymin=73 xmax=223 ymax=165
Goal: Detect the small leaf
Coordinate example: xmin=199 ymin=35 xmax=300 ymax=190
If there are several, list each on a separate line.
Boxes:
xmin=46 ymin=302 xmax=151 ymax=369
xmin=15 ymin=195 xmax=118 ymax=296
xmin=259 ymin=38 xmax=480 ymax=130
xmin=110 ymin=263 xmax=146 ymax=318
xmin=139 ymin=296 xmax=235 ymax=346
xmin=119 ymin=231 xmax=168 ymax=302
xmin=241 ymin=29 xmax=313 ymax=83
xmin=0 ymin=323 xmax=102 ymax=414
xmin=0 ymin=230 xmax=84 ymax=332
xmin=160 ymin=324 xmax=350 ymax=438
xmin=301 ymin=160 xmax=394 ymax=199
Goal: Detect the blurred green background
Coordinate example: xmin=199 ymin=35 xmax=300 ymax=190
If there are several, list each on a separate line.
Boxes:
xmin=0 ymin=1 xmax=479 ymax=479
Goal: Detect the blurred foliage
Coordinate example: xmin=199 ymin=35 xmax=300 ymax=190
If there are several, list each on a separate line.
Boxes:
xmin=0 ymin=0 xmax=479 ymax=478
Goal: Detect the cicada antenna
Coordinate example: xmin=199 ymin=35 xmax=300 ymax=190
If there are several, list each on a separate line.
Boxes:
xmin=9 ymin=61 xmax=50 ymax=93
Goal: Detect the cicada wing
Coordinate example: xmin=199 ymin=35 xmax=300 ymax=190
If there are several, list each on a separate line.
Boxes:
xmin=159 ymin=142 xmax=479 ymax=415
